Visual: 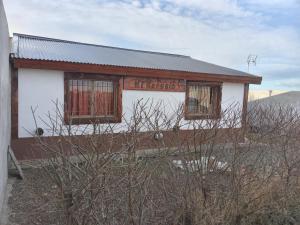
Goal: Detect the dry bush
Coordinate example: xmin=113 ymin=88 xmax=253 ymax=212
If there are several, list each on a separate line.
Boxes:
xmin=30 ymin=100 xmax=300 ymax=225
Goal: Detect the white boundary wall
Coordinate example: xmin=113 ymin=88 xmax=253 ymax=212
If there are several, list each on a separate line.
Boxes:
xmin=0 ymin=0 xmax=10 ymax=216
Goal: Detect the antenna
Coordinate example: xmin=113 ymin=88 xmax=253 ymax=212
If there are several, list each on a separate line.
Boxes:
xmin=247 ymin=54 xmax=257 ymax=72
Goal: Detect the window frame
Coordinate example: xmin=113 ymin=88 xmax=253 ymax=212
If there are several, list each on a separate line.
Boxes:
xmin=64 ymin=72 xmax=122 ymax=125
xmin=184 ymin=81 xmax=222 ymax=120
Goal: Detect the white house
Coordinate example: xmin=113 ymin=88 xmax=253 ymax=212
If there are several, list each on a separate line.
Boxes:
xmin=10 ymin=33 xmax=262 ymax=160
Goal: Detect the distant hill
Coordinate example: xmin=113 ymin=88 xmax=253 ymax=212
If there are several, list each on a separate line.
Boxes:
xmin=248 ymin=90 xmax=288 ymax=101
xmin=248 ymin=91 xmax=300 ymax=132
xmin=249 ymin=91 xmax=300 ymax=110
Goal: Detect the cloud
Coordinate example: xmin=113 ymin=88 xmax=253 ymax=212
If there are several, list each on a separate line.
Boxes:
xmin=3 ymin=0 xmax=300 ymax=90
xmin=276 ymin=78 xmax=300 ymax=89
xmin=245 ymin=0 xmax=300 ymax=8
xmin=164 ymin=0 xmax=252 ymax=17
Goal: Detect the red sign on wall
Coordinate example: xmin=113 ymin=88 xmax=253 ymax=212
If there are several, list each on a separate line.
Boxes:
xmin=124 ymin=77 xmax=185 ymax=92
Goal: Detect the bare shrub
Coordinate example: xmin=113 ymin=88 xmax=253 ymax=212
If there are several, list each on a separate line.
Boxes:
xmin=30 ymin=100 xmax=300 ymax=225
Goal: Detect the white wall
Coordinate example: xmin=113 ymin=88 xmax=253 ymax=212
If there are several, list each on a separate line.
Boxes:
xmin=18 ymin=69 xmax=64 ymax=137
xmin=18 ymin=68 xmax=245 ymax=138
xmin=0 ymin=0 xmax=10 ymax=216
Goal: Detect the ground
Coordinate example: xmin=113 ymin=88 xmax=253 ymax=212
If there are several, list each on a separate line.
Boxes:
xmin=1 ymin=144 xmax=297 ymax=225
xmin=3 ymin=169 xmax=63 ymax=225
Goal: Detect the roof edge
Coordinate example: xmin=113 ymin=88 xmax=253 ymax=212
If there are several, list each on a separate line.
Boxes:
xmin=12 ymin=58 xmax=262 ymax=84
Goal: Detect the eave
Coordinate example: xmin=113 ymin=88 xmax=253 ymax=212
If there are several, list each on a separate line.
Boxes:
xmin=11 ymin=58 xmax=262 ymax=84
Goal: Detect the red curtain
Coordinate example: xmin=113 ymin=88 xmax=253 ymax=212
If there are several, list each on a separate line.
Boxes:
xmin=68 ymin=80 xmax=114 ymax=117
xmin=94 ymin=81 xmax=114 ymax=116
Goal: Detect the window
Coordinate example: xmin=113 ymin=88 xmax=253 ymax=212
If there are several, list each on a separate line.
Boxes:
xmin=64 ymin=73 xmax=121 ymax=124
xmin=185 ymin=82 xmax=222 ymax=119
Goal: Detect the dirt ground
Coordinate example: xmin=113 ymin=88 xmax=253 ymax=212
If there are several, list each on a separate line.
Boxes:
xmin=1 ymin=146 xmax=279 ymax=225
xmin=4 ymin=168 xmax=64 ymax=225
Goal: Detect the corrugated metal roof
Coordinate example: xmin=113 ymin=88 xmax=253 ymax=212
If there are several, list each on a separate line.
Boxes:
xmin=11 ymin=33 xmax=257 ymax=77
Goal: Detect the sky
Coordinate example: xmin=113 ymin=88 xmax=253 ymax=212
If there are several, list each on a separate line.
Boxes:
xmin=3 ymin=0 xmax=300 ymax=90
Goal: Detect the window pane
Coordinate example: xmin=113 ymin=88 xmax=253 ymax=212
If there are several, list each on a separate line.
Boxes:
xmin=68 ymin=80 xmax=92 ymax=116
xmin=93 ymin=80 xmax=115 ymax=116
xmin=188 ymin=84 xmax=214 ymax=115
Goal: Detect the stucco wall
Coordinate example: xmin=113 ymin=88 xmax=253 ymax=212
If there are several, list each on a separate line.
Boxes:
xmin=18 ymin=68 xmax=244 ymax=138
xmin=0 ymin=0 xmax=10 ymax=216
